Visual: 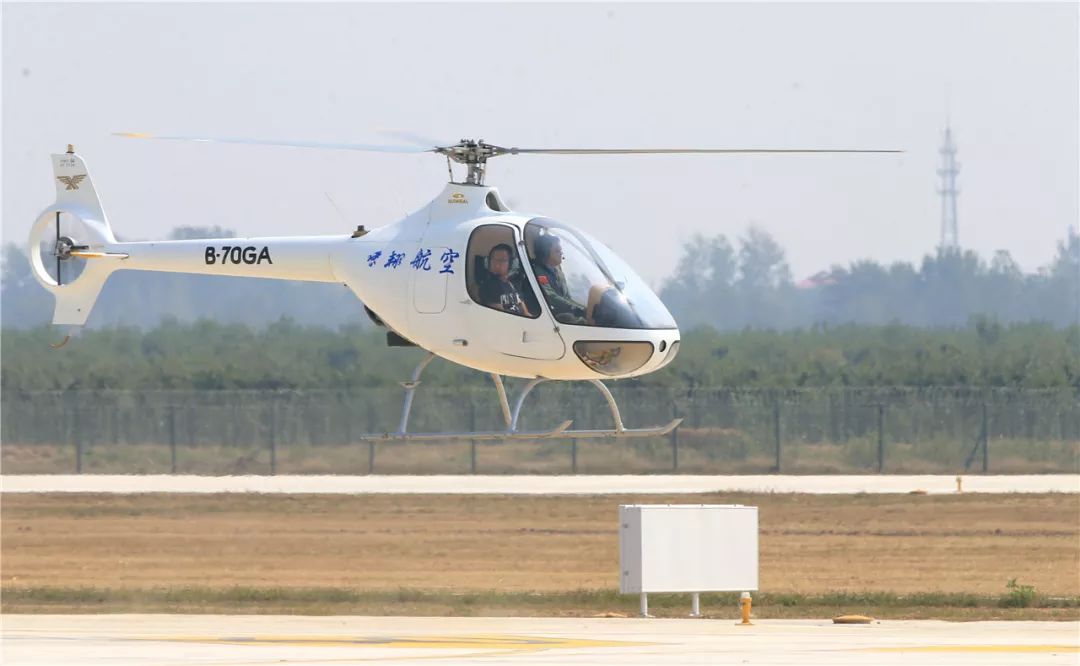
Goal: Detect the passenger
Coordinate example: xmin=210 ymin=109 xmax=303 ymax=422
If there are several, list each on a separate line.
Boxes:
xmin=480 ymin=244 xmax=532 ymax=317
xmin=532 ymin=234 xmax=587 ymax=325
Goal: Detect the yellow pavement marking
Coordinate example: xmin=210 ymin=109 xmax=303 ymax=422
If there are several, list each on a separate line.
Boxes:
xmin=155 ymin=634 xmax=648 ymax=651
xmin=868 ymin=645 xmax=1079 ymax=653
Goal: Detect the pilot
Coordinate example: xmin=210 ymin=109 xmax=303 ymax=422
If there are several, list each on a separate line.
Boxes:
xmin=480 ymin=244 xmax=532 ymax=317
xmin=532 ymin=234 xmax=587 ymax=325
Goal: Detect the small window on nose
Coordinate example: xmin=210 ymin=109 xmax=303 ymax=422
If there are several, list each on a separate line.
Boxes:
xmin=573 ymin=341 xmax=653 ymax=376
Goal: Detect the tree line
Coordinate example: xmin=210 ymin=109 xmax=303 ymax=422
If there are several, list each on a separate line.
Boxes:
xmin=660 ymin=227 xmax=1079 ymax=330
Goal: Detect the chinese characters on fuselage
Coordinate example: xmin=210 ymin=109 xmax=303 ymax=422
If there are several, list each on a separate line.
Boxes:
xmin=368 ymin=247 xmax=457 ymax=274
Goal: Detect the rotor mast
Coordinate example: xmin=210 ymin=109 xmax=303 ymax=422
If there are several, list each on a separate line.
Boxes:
xmin=436 ymin=139 xmax=504 ymax=186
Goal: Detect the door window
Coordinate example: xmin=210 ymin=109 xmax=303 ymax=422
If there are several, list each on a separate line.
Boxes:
xmin=524 ymin=218 xmax=677 ymax=329
xmin=465 ymin=225 xmax=539 ymax=319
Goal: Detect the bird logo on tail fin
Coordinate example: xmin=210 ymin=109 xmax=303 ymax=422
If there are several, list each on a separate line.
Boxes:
xmin=56 ymin=175 xmax=87 ymax=190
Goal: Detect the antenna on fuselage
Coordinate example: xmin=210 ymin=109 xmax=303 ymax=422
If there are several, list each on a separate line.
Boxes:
xmin=324 ymin=192 xmax=351 ymax=229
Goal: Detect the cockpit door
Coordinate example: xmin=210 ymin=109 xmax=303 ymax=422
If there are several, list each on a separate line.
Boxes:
xmin=465 ymin=224 xmax=565 ymax=361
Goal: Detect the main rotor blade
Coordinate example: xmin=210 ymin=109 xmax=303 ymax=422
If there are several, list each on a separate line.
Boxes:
xmin=376 ymin=129 xmax=454 ymax=150
xmin=504 ymin=147 xmax=903 ymax=155
xmin=113 ymin=132 xmax=433 ymax=154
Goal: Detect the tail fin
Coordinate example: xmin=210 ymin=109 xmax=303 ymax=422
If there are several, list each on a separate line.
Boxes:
xmin=29 ymin=148 xmax=121 ymax=326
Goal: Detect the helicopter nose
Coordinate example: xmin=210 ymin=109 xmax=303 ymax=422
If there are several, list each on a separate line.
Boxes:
xmin=655 ymin=337 xmax=681 ymax=370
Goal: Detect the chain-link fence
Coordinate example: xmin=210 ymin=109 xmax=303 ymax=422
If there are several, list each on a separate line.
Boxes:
xmin=2 ymin=386 xmax=1077 ymax=474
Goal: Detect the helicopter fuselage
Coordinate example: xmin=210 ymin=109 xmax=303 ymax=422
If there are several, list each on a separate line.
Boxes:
xmin=31 ymin=152 xmax=680 ymax=381
xmin=336 ymin=183 xmax=681 ymax=380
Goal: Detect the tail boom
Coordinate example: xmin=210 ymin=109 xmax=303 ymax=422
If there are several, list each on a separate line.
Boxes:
xmin=107 ymin=236 xmax=344 ymax=283
xmin=31 ymin=149 xmax=346 ymax=327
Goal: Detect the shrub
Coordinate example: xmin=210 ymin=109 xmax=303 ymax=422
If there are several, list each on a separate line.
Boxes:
xmin=999 ymin=578 xmax=1037 ymax=608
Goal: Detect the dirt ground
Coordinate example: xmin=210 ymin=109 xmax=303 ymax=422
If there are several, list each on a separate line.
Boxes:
xmin=3 ymin=492 xmax=1077 ymax=598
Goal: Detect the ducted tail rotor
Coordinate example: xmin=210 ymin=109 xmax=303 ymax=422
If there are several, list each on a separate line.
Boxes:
xmin=38 ymin=210 xmax=89 ymax=287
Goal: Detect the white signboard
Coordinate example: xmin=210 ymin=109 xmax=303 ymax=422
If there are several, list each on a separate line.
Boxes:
xmin=619 ymin=504 xmax=758 ymax=594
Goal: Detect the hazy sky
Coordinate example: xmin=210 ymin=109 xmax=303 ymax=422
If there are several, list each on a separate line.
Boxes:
xmin=4 ymin=3 xmax=1078 ymax=286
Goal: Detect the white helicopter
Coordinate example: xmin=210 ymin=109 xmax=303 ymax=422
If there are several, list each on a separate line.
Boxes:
xmin=30 ymin=136 xmax=897 ymax=442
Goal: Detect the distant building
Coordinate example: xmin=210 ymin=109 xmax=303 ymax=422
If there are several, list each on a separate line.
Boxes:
xmin=796 ymin=270 xmax=839 ymax=290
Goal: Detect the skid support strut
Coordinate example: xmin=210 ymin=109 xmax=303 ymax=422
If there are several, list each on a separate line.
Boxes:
xmin=354 ymin=356 xmax=570 ymax=442
xmin=490 ymin=373 xmax=513 ymax=429
xmin=397 ymin=352 xmax=436 ymax=434
xmin=510 ymin=378 xmax=680 ymax=439
xmin=352 ymin=357 xmax=681 ymax=442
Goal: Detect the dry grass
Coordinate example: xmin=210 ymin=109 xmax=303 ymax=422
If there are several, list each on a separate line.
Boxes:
xmin=2 ymin=492 xmax=1077 ymax=600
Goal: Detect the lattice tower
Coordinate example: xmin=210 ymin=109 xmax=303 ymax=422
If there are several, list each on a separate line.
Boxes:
xmin=937 ymin=125 xmax=960 ymax=249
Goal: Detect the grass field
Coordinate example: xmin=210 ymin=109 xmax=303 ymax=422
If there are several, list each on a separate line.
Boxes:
xmin=2 ymin=492 xmax=1078 ymax=619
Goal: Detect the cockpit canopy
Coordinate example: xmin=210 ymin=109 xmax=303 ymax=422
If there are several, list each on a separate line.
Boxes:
xmin=523 ymin=218 xmax=677 ymax=330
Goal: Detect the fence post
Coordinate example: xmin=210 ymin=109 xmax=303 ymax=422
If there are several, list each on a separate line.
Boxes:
xmin=469 ymin=399 xmax=477 ymax=474
xmin=187 ymin=405 xmax=195 ymax=450
xmin=670 ymin=397 xmax=680 ymax=471
xmin=110 ymin=405 xmax=119 ymax=452
xmin=268 ymin=403 xmax=277 ymax=475
xmin=571 ymin=393 xmax=580 ymax=474
xmin=365 ymin=396 xmax=377 ymax=475
xmin=773 ymin=400 xmax=782 ymax=473
xmin=73 ymin=397 xmax=82 ymax=474
xmin=876 ymin=403 xmax=885 ymax=473
xmin=981 ymin=402 xmax=989 ymax=473
xmin=168 ymin=406 xmax=177 ymax=474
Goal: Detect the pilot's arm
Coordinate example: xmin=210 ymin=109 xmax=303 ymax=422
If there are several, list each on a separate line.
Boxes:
xmin=538 ymin=280 xmax=586 ymax=319
xmin=517 ymin=296 xmax=533 ymax=317
xmin=502 ymin=286 xmax=533 ymax=317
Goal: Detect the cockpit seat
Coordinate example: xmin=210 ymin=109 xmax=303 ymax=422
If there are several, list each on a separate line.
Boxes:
xmin=469 ymin=255 xmax=493 ymax=302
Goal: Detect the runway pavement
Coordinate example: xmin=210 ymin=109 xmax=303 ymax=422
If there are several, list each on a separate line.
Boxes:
xmin=3 ymin=615 xmax=1077 ymax=665
xmin=3 ymin=473 xmax=1078 ymax=494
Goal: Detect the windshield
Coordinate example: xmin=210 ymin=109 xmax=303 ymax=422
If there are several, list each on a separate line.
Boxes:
xmin=523 ymin=218 xmax=677 ymax=330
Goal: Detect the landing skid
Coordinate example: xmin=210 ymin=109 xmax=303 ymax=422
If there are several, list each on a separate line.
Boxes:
xmin=352 ymin=352 xmax=682 ymax=442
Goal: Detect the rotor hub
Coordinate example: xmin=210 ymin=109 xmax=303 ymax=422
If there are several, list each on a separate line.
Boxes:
xmin=54 ymin=235 xmax=77 ymax=261
xmin=434 ymin=139 xmax=511 ymax=185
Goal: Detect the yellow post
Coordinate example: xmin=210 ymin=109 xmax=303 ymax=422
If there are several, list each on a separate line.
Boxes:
xmin=956 ymin=475 xmax=963 ymax=493
xmin=738 ymin=592 xmax=753 ymax=625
